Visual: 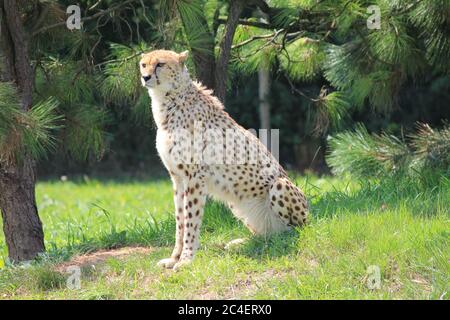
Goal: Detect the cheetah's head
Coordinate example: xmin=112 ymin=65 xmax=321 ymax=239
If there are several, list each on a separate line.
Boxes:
xmin=139 ymin=49 xmax=189 ymax=91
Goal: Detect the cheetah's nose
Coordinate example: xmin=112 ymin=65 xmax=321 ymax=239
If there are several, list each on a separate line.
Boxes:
xmin=142 ymin=75 xmax=151 ymax=82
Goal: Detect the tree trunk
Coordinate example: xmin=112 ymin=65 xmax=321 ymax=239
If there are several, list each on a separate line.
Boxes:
xmin=214 ymin=0 xmax=244 ymax=103
xmin=0 ymin=160 xmax=45 ymax=262
xmin=258 ymin=62 xmax=271 ymax=129
xmin=0 ymin=0 xmax=45 ymax=262
xmin=257 ymin=11 xmax=271 ymax=130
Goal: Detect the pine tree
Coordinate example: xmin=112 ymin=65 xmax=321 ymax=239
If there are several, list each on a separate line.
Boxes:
xmin=0 ymin=0 xmax=153 ymax=262
xmin=1 ymin=0 xmax=48 ymax=262
xmin=227 ymin=0 xmax=449 ymax=133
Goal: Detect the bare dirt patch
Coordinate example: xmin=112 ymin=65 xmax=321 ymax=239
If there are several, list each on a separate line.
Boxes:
xmin=54 ymin=246 xmax=153 ymax=272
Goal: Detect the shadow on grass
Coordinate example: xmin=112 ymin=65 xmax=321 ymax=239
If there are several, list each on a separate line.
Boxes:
xmin=218 ymin=174 xmax=449 ymax=260
xmin=234 ymin=230 xmax=301 ymax=260
xmin=43 ymin=199 xmax=237 ymax=263
xmin=204 ymin=200 xmax=302 ymax=260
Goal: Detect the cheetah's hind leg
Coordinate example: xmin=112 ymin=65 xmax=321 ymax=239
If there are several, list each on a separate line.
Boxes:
xmin=269 ymin=177 xmax=308 ymax=227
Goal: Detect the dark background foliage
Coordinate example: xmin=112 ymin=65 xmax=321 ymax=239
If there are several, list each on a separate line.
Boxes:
xmin=2 ymin=0 xmax=447 ymax=178
xmin=38 ymin=65 xmax=449 ymax=178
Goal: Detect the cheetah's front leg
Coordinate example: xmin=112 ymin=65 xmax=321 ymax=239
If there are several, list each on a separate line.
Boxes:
xmin=157 ymin=175 xmax=184 ymax=269
xmin=173 ymin=177 xmax=206 ymax=271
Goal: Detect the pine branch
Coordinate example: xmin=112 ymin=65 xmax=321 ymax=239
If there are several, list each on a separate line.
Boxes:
xmin=32 ymin=0 xmax=140 ymax=36
xmin=0 ymin=83 xmax=61 ymax=165
xmin=232 ymin=29 xmax=283 ymax=49
xmin=30 ymin=2 xmax=50 ymax=31
xmin=251 ymin=0 xmax=271 ymax=15
xmin=217 ymin=17 xmax=272 ymax=30
xmin=284 ymin=74 xmax=320 ymax=102
xmin=391 ymin=0 xmax=423 ymax=16
xmin=177 ymin=0 xmax=216 ymax=89
xmin=410 ymin=123 xmax=450 ymax=170
xmin=94 ymin=52 xmax=142 ymax=69
xmin=63 ymin=104 xmax=108 ymax=161
xmin=327 ymin=122 xmax=449 ymax=179
xmin=326 ymin=124 xmax=411 ymax=178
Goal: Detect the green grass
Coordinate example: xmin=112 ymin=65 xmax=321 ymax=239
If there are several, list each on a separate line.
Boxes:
xmin=0 ymin=174 xmax=448 ymax=299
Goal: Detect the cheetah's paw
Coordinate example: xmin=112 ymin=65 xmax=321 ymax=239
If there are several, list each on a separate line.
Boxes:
xmin=173 ymin=259 xmax=192 ymax=271
xmin=225 ymin=238 xmax=247 ymax=250
xmin=157 ymin=257 xmax=178 ymax=269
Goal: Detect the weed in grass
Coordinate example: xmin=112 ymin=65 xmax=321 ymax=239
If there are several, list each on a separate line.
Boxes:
xmin=34 ymin=267 xmax=66 ymax=291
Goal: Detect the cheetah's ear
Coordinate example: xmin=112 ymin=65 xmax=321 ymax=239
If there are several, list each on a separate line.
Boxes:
xmin=178 ymin=50 xmax=189 ymax=63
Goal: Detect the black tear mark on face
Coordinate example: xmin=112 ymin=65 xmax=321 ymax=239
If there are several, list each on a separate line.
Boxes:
xmin=155 ymin=62 xmax=165 ymax=75
xmin=154 ymin=62 xmax=166 ymax=86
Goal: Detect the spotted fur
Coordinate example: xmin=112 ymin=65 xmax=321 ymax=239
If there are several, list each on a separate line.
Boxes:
xmin=140 ymin=50 xmax=308 ymax=270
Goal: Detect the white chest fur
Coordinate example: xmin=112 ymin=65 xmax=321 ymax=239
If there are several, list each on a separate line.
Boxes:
xmin=155 ymin=129 xmax=173 ymax=167
xmin=148 ymin=89 xmax=166 ymax=128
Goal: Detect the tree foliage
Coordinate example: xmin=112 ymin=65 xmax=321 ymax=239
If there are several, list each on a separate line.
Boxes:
xmin=326 ymin=123 xmax=450 ymax=179
xmin=1 ymin=0 xmax=157 ymax=166
xmin=1 ymin=0 xmax=448 ymax=172
xmin=227 ymin=0 xmax=450 ymax=132
xmin=0 ymin=82 xmax=60 ymax=164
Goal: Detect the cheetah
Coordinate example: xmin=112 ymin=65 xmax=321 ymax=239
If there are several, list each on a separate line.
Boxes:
xmin=140 ymin=50 xmax=308 ymax=270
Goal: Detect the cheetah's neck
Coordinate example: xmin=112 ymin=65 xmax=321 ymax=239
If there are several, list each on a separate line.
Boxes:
xmin=148 ymin=82 xmax=195 ymax=129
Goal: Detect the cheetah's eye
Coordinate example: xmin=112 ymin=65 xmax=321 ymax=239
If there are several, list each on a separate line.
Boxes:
xmin=141 ymin=63 xmax=146 ymax=68
xmin=156 ymin=62 xmax=165 ymax=68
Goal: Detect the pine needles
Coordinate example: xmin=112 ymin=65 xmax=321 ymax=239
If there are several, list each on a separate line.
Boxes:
xmin=280 ymin=38 xmax=325 ymax=81
xmin=0 ymin=83 xmax=61 ymax=164
xmin=100 ymin=43 xmax=144 ymax=104
xmin=63 ymin=104 xmax=108 ymax=162
xmin=410 ymin=123 xmax=450 ymax=171
xmin=326 ymin=123 xmax=450 ymax=179
xmin=231 ymin=0 xmax=450 ymax=132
